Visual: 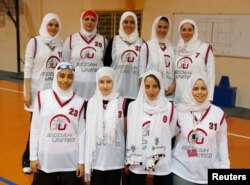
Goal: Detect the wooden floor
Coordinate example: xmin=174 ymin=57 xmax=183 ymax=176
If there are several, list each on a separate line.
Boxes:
xmin=0 ymin=80 xmax=249 ymax=185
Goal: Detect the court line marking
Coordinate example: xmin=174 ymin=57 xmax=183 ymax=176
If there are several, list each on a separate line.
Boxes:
xmin=0 ymin=87 xmax=23 ymax=94
xmin=0 ymin=177 xmax=17 ymax=185
xmin=227 ymin=133 xmax=250 ymax=140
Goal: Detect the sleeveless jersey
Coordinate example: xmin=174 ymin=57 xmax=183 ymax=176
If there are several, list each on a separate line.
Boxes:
xmin=24 ymin=36 xmax=63 ymax=111
xmin=129 ymin=101 xmax=176 ymax=175
xmin=29 ymin=89 xmax=85 ymax=173
xmin=111 ymin=36 xmax=143 ymax=99
xmin=174 ymin=42 xmax=214 ymax=104
xmin=172 ymin=105 xmax=230 ymax=183
xmin=140 ymin=41 xmax=175 ymax=100
xmin=92 ymin=97 xmax=127 ymax=170
xmin=65 ymin=33 xmax=106 ymax=99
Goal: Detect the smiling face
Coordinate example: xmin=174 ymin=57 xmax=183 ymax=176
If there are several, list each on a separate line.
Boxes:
xmin=122 ymin=15 xmax=136 ymax=35
xmin=98 ymin=76 xmax=114 ymax=96
xmin=192 ymin=79 xmax=208 ymax=103
xmin=57 ymin=69 xmax=74 ymax=90
xmin=180 ymin=22 xmax=195 ymax=42
xmin=156 ymin=19 xmax=169 ymax=39
xmin=144 ymin=75 xmax=160 ymax=101
xmin=82 ymin=15 xmax=97 ymax=32
xmin=47 ymin=19 xmax=59 ymax=37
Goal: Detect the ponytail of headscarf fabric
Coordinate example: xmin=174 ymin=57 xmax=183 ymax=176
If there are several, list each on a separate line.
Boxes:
xmin=39 ymin=13 xmax=62 ymax=47
xmin=176 ymin=19 xmax=201 ymax=56
xmin=85 ymin=67 xmax=119 ymax=181
xmin=119 ymin=11 xmax=139 ymax=44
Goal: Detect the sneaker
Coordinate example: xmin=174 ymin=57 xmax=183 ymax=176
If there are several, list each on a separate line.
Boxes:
xmin=23 ymin=167 xmax=32 ymax=174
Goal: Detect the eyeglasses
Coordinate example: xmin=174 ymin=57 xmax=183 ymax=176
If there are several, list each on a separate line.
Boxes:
xmin=57 ymin=64 xmax=75 ymax=71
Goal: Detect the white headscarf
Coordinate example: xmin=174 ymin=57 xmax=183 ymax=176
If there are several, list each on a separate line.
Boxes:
xmin=126 ymin=70 xmax=170 ymax=171
xmin=176 ymin=19 xmax=201 ymax=56
xmin=119 ymin=11 xmax=139 ymax=44
xmin=177 ymin=73 xmax=211 ymax=112
xmin=85 ymin=67 xmax=119 ymax=181
xmin=80 ymin=10 xmax=98 ymax=41
xmin=39 ymin=13 xmax=62 ymax=47
xmin=52 ymin=62 xmax=75 ymax=103
xmin=151 ymin=16 xmax=172 ymax=44
xmin=147 ymin=16 xmax=173 ymax=89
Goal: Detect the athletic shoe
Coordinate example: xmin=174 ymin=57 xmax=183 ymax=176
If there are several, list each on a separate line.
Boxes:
xmin=23 ymin=167 xmax=32 ymax=174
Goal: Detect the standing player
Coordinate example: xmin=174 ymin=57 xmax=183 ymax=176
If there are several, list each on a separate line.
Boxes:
xmin=174 ymin=19 xmax=215 ymax=104
xmin=63 ymin=9 xmax=107 ymax=100
xmin=23 ymin=13 xmax=63 ymax=173
xmin=85 ymin=67 xmax=129 ymax=185
xmin=104 ymin=11 xmax=143 ymax=100
xmin=126 ymin=70 xmax=177 ymax=185
xmin=29 ymin=62 xmax=85 ymax=185
xmin=139 ymin=16 xmax=175 ymax=101
xmin=172 ymin=74 xmax=230 ymax=184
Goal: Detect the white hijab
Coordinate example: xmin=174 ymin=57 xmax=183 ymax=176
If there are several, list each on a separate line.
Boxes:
xmin=119 ymin=11 xmax=139 ymax=44
xmin=52 ymin=62 xmax=75 ymax=103
xmin=126 ymin=70 xmax=170 ymax=170
xmin=39 ymin=13 xmax=62 ymax=47
xmin=147 ymin=16 xmax=173 ymax=89
xmin=151 ymin=16 xmax=172 ymax=44
xmin=85 ymin=67 xmax=119 ymax=181
xmin=176 ymin=19 xmax=201 ymax=56
xmin=177 ymin=73 xmax=211 ymax=112
xmin=80 ymin=10 xmax=98 ymax=41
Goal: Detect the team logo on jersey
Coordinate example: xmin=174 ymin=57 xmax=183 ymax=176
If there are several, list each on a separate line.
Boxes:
xmin=46 ymin=56 xmax=60 ymax=69
xmin=177 ymin=56 xmax=193 ymax=69
xmin=187 ymin=128 xmax=207 ymax=145
xmin=121 ymin=50 xmax=138 ymax=63
xmin=80 ymin=46 xmax=96 ymax=59
xmin=50 ymin=114 xmax=70 ymax=131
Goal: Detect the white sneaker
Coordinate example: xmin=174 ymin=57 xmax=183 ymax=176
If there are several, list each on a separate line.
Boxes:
xmin=23 ymin=167 xmax=32 ymax=174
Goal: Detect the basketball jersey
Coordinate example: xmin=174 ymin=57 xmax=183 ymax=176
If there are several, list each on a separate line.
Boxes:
xmin=24 ymin=36 xmax=63 ymax=111
xmin=64 ymin=33 xmax=106 ymax=99
xmin=92 ymin=97 xmax=127 ymax=170
xmin=29 ymin=89 xmax=85 ymax=173
xmin=174 ymin=42 xmax=214 ymax=104
xmin=111 ymin=36 xmax=143 ymax=99
xmin=129 ymin=101 xmax=176 ymax=175
xmin=140 ymin=41 xmax=175 ymax=100
xmin=172 ymin=105 xmax=230 ymax=183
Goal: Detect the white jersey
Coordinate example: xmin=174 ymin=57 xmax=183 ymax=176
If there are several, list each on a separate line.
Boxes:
xmin=174 ymin=42 xmax=215 ymax=104
xmin=63 ymin=33 xmax=107 ymax=100
xmin=92 ymin=97 xmax=127 ymax=170
xmin=24 ymin=36 xmax=63 ymax=111
xmin=129 ymin=102 xmax=176 ymax=175
xmin=139 ymin=41 xmax=175 ymax=100
xmin=172 ymin=105 xmax=230 ymax=184
xmin=111 ymin=36 xmax=143 ymax=99
xmin=29 ymin=89 xmax=85 ymax=173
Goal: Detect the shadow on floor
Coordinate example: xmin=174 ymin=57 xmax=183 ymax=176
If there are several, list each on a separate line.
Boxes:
xmin=0 ymin=70 xmax=23 ymax=83
xmin=221 ymin=106 xmax=250 ymax=120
